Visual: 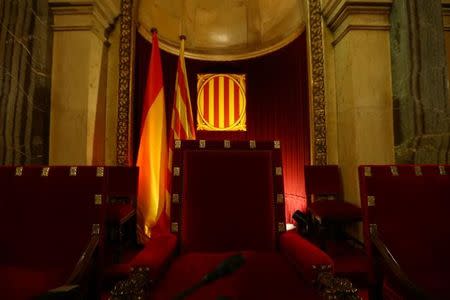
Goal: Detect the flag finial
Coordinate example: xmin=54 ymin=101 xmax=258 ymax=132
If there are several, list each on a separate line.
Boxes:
xmin=151 ymin=27 xmax=158 ymax=34
xmin=179 ymin=35 xmax=186 ymax=41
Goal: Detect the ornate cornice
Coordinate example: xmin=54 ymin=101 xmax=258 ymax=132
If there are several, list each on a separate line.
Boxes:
xmin=49 ymin=0 xmax=120 ymax=41
xmin=323 ymin=0 xmax=392 ymax=45
xmin=308 ymin=0 xmax=327 ymax=165
xmin=442 ymin=0 xmax=450 ymax=31
xmin=116 ymin=0 xmax=135 ymax=166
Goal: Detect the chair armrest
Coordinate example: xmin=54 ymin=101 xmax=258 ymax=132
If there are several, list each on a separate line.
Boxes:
xmin=36 ymin=285 xmax=81 ymax=300
xmin=130 ymin=233 xmax=178 ymax=279
xmin=37 ymin=232 xmax=100 ymax=299
xmin=370 ymin=229 xmax=429 ymax=299
xmin=66 ymin=233 xmax=100 ymax=285
xmin=280 ymin=231 xmax=333 ymax=282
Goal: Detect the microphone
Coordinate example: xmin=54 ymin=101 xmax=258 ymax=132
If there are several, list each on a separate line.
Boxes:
xmin=173 ymin=253 xmax=245 ymax=300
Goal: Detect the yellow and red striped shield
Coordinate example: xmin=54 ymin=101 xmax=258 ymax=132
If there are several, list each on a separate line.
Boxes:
xmin=197 ymin=74 xmax=246 ymax=131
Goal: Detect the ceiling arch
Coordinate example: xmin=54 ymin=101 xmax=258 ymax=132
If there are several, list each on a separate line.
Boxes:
xmin=137 ymin=0 xmax=306 ymax=61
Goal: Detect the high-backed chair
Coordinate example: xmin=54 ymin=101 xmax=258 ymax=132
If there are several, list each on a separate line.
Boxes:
xmin=115 ymin=141 xmax=361 ymax=299
xmin=358 ymin=165 xmax=450 ymax=300
xmin=304 ymin=165 xmax=361 ymax=243
xmin=0 ymin=166 xmax=138 ymax=299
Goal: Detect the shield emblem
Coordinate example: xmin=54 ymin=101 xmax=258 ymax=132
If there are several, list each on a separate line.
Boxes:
xmin=197 ymin=74 xmax=246 ymax=131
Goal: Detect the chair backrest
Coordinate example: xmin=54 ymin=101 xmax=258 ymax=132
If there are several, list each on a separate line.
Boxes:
xmin=170 ymin=140 xmax=286 ymax=253
xmin=304 ymin=165 xmax=341 ymax=204
xmin=0 ymin=166 xmax=104 ymax=268
xmin=0 ymin=166 xmax=138 ymax=268
xmin=358 ymin=165 xmax=450 ymax=299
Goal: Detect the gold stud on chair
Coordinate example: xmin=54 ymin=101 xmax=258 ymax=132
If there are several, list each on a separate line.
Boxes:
xmin=171 ymin=222 xmax=179 ymax=233
xmin=96 ymin=167 xmax=104 ymax=177
xmin=277 ymin=222 xmax=286 ymax=233
xmin=41 ymin=167 xmax=50 ymax=177
xmin=15 ymin=166 xmax=23 ymax=176
xmin=276 ymin=194 xmax=284 ymax=204
xmin=175 ymin=140 xmax=182 ymax=149
xmin=172 ymin=194 xmax=180 ymax=204
xmin=224 ymin=140 xmax=231 ymax=149
xmin=275 ymin=167 xmax=282 ymax=176
xmin=70 ymin=166 xmax=78 ymax=176
xmin=364 ymin=166 xmax=372 ymax=177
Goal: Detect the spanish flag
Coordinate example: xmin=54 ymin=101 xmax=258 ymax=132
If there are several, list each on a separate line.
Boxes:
xmin=136 ymin=29 xmax=167 ymax=243
xmin=166 ymin=35 xmax=196 ymax=216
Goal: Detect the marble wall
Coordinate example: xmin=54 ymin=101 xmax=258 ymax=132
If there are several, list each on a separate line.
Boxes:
xmin=0 ymin=0 xmax=51 ymax=165
xmin=391 ymin=0 xmax=450 ymax=163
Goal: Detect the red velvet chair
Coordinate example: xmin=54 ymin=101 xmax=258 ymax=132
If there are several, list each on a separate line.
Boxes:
xmin=113 ymin=141 xmax=361 ymax=299
xmin=358 ymin=165 xmax=450 ymax=300
xmin=0 ymin=166 xmax=138 ymax=299
xmin=304 ymin=165 xmax=361 ymax=244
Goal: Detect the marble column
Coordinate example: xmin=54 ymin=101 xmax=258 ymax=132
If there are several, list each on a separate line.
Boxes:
xmin=48 ymin=0 xmax=120 ymax=165
xmin=391 ymin=0 xmax=450 ymax=163
xmin=0 ymin=0 xmax=52 ymax=165
xmin=323 ymin=0 xmax=395 ymax=206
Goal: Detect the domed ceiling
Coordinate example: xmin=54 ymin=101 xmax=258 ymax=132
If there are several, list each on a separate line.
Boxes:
xmin=138 ymin=0 xmax=306 ymax=61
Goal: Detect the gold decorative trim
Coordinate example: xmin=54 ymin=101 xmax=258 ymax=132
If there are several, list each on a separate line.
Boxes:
xmin=173 ymin=167 xmax=180 ymax=176
xmin=274 ymin=140 xmax=281 ymax=149
xmin=308 ymin=0 xmax=327 ymax=165
xmin=199 ymin=140 xmax=206 ymax=148
xmin=41 ymin=167 xmax=50 ymax=177
xmin=171 ymin=222 xmax=179 ymax=233
xmin=15 ymin=166 xmax=23 ymax=176
xmin=369 ymin=223 xmax=378 ymax=235
xmin=175 ymin=140 xmax=182 ymax=149
xmin=277 ymin=222 xmax=286 ymax=232
xmin=439 ymin=165 xmax=447 ymax=175
xmin=364 ymin=166 xmax=372 ymax=177
xmin=275 ymin=167 xmax=283 ymax=176
xmin=96 ymin=167 xmax=104 ymax=177
xmin=70 ymin=167 xmax=78 ymax=176
xmin=224 ymin=140 xmax=231 ymax=148
xmin=367 ymin=196 xmax=376 ymax=207
xmin=172 ymin=193 xmax=179 ymax=204
xmin=249 ymin=140 xmax=256 ymax=149
xmin=92 ymin=223 xmax=100 ymax=235
xmin=276 ymin=194 xmax=284 ymax=204
xmin=414 ymin=166 xmax=422 ymax=176
xmin=390 ymin=166 xmax=399 ymax=176
xmin=116 ymin=0 xmax=136 ymax=166
xmin=95 ymin=194 xmax=102 ymax=205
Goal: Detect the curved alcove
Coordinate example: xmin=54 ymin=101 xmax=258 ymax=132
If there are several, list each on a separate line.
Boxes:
xmin=138 ymin=0 xmax=306 ymax=61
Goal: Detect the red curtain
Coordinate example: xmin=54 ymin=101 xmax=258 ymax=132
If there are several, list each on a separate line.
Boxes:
xmin=134 ymin=33 xmax=310 ymax=223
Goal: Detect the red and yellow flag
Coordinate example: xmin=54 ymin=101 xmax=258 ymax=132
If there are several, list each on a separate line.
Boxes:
xmin=167 ymin=36 xmax=196 ymax=215
xmin=136 ymin=29 xmax=167 ymax=243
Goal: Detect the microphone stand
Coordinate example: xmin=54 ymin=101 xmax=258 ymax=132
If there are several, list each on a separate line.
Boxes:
xmin=173 ymin=253 xmax=245 ymax=300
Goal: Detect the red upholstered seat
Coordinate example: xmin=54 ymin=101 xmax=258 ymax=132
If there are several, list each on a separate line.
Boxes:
xmin=0 ymin=265 xmax=67 ymax=299
xmin=126 ymin=141 xmax=337 ymax=299
xmin=309 ymin=200 xmax=361 ymax=222
xmin=151 ymin=251 xmax=320 ymax=300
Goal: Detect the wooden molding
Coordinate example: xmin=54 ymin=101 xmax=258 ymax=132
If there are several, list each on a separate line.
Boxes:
xmin=49 ymin=0 xmax=120 ymax=40
xmin=322 ymin=0 xmax=393 ymax=44
xmin=442 ymin=1 xmax=450 ymax=31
